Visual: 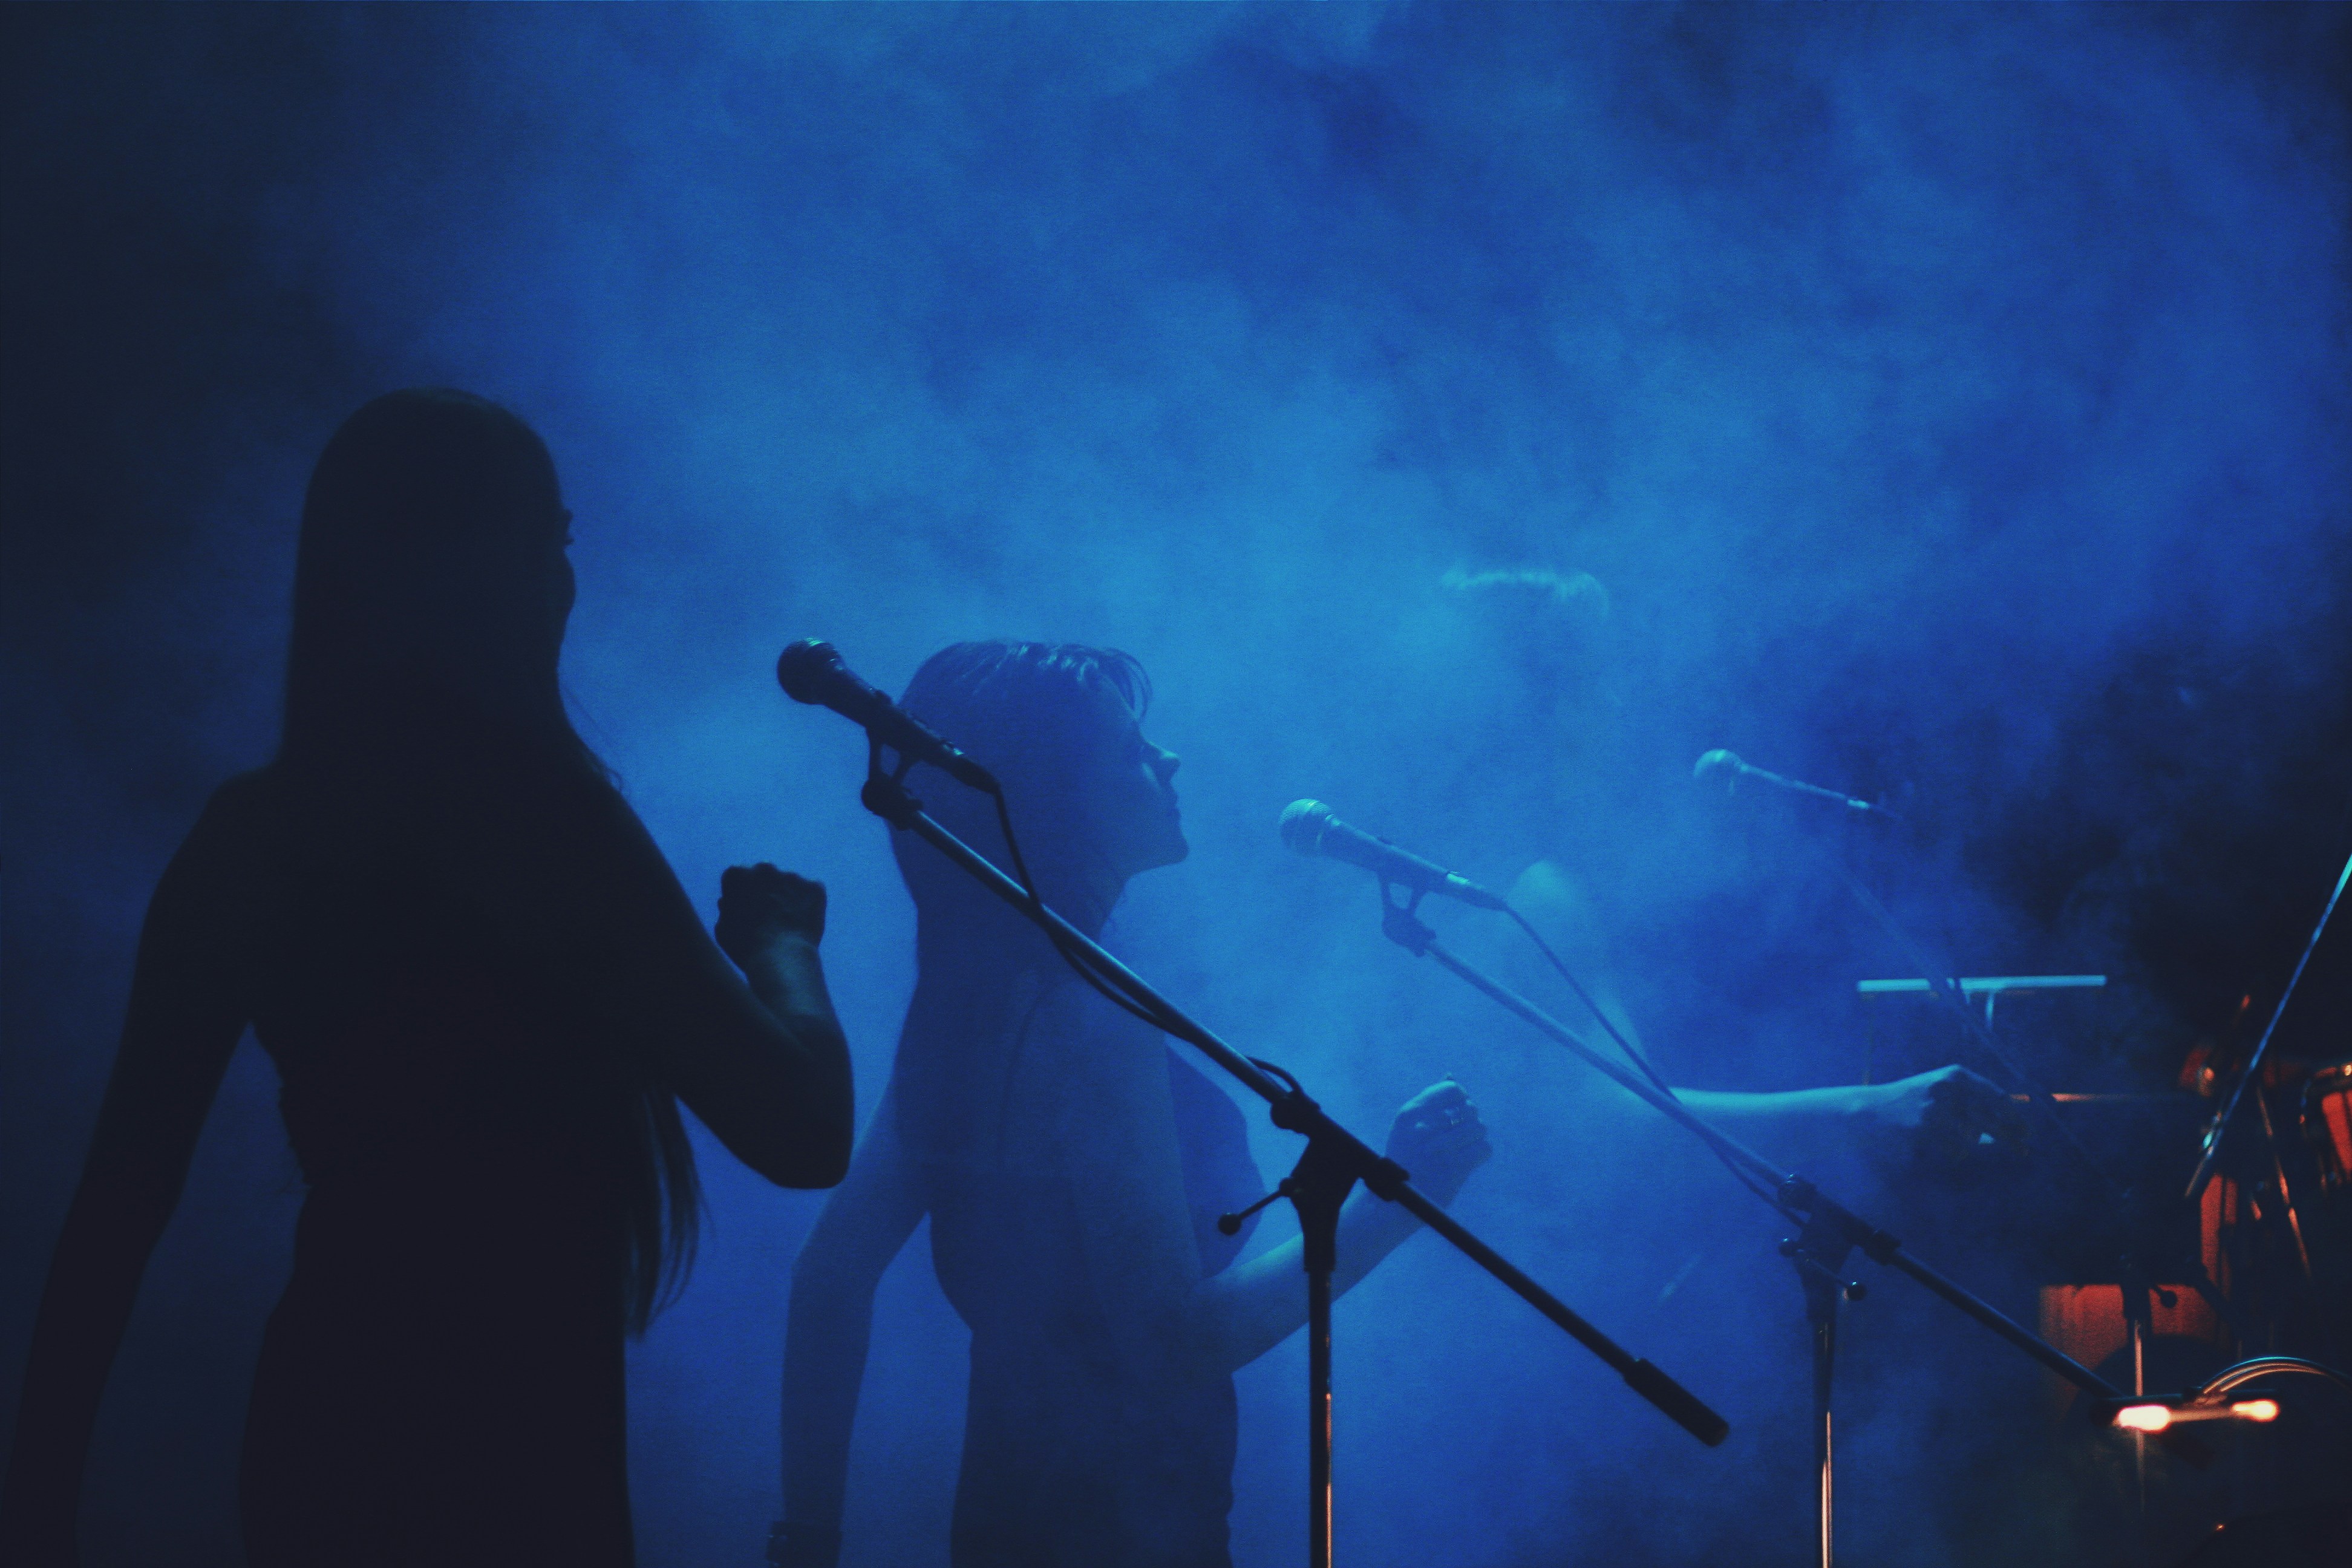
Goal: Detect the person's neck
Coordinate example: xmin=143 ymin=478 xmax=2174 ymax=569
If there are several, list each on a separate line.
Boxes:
xmin=913 ymin=857 xmax=1128 ymax=974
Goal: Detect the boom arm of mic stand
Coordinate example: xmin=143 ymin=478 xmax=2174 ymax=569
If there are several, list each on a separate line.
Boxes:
xmin=1387 ymin=911 xmax=2126 ymax=1405
xmin=853 ymin=770 xmax=1730 ymax=1447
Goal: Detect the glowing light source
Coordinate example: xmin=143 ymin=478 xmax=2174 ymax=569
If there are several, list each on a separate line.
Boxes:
xmin=2111 ymin=1397 xmax=2281 ymax=1431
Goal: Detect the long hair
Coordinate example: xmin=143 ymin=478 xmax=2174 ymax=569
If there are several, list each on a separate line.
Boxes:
xmin=278 ymin=388 xmax=698 ymax=1331
xmin=888 ymin=641 xmax=1151 ymax=1168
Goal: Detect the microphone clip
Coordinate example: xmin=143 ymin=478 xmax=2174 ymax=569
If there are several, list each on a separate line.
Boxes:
xmin=857 ymin=735 xmax=931 ymax=830
xmin=1379 ymin=890 xmax=1437 ymax=957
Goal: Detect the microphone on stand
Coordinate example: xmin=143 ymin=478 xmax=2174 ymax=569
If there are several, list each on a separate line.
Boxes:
xmin=1279 ymin=800 xmax=1508 ymax=909
xmin=777 ymin=640 xmax=999 ymax=793
xmin=1693 ymin=750 xmax=1897 ymax=820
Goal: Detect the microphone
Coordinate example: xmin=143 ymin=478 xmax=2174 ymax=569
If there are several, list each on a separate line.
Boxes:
xmin=1693 ymin=750 xmax=1894 ymax=820
xmin=1280 ymin=801 xmax=1507 ymax=909
xmin=777 ymin=640 xmax=999 ymax=794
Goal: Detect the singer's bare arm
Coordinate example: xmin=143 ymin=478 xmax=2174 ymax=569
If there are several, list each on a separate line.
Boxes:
xmin=540 ymin=792 xmax=854 ymax=1188
xmin=1 ymin=780 xmax=260 ymax=1561
xmin=1507 ymin=861 xmax=2009 ymax=1160
xmin=1023 ymin=981 xmax=1489 ymax=1379
xmin=1189 ymin=1079 xmax=1491 ymax=1371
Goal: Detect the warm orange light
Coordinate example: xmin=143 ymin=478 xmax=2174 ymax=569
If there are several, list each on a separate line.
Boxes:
xmin=2114 ymin=1397 xmax=2278 ymax=1431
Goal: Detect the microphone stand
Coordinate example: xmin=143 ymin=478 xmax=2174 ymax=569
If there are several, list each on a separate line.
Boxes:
xmin=1726 ymin=777 xmax=2250 ymax=1563
xmin=849 ymin=763 xmax=1728 ymax=1568
xmin=1825 ymin=846 xmax=2261 ymax=1561
xmin=2178 ymin=848 xmax=2350 ymax=1329
xmin=1370 ymin=894 xmax=2155 ymax=1568
xmin=1711 ymin=759 xmax=2241 ymax=1341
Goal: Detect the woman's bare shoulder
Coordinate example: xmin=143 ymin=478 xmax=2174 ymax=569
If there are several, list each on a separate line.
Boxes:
xmin=122 ymin=770 xmax=288 ymax=998
xmin=1506 ymin=858 xmax=1607 ymax=950
xmin=202 ymin=765 xmax=281 ymax=820
xmin=164 ymin=768 xmax=287 ymax=873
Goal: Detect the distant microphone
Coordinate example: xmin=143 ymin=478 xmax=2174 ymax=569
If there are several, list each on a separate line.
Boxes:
xmin=1693 ymin=750 xmax=1893 ymax=820
xmin=777 ymin=640 xmax=999 ymax=793
xmin=1280 ymin=800 xmax=1508 ymax=909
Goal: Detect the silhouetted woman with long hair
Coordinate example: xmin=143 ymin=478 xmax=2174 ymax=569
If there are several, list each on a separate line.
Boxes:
xmin=774 ymin=642 xmax=1489 ymax=1568
xmin=2 ymin=390 xmax=854 ymax=1566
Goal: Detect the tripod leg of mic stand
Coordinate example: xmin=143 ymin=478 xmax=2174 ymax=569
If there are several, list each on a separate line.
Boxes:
xmin=1786 ymin=1218 xmax=1857 ymax=1568
xmin=2125 ymin=1287 xmax=2149 ymax=1568
xmin=1815 ymin=1304 xmax=1835 ymax=1568
xmin=1309 ymin=1263 xmax=1333 ymax=1568
xmin=1283 ymin=1132 xmax=1356 ymax=1568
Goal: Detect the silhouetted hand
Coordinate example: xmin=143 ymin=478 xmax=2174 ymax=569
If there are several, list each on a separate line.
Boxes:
xmin=1862 ymin=1065 xmax=2018 ymax=1163
xmin=717 ymin=863 xmax=828 ymax=966
xmin=1385 ymin=1079 xmax=1492 ymax=1206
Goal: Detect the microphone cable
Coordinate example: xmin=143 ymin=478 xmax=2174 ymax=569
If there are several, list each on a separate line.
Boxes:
xmin=881 ymin=733 xmax=1174 ymax=1036
xmin=1503 ymin=903 xmax=1788 ymax=1214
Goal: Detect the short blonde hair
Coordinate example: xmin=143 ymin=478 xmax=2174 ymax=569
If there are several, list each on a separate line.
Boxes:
xmin=1442 ymin=566 xmax=1610 ymax=630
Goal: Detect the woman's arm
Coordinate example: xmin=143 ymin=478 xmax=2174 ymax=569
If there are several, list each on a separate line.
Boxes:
xmin=1 ymin=790 xmax=256 ymax=1563
xmin=1189 ymin=1080 xmax=1491 ymax=1373
xmin=1677 ymin=1067 xmax=2013 ymax=1165
xmin=776 ymin=1092 xmax=926 ymax=1568
xmin=554 ymin=793 xmax=854 ymax=1189
xmin=1505 ymin=860 xmax=2009 ymax=1163
xmin=1027 ymin=987 xmax=1490 ymax=1378
xmin=689 ymin=862 xmax=854 ymax=1187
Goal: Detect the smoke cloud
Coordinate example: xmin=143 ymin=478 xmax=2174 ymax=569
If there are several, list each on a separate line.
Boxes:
xmin=5 ymin=5 xmax=2346 ymax=1564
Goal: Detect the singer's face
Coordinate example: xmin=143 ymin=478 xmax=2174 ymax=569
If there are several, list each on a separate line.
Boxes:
xmin=541 ymin=505 xmax=577 ymax=648
xmin=1074 ymin=688 xmax=1186 ymax=881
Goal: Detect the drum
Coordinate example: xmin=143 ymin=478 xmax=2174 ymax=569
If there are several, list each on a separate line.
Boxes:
xmin=2302 ymin=1058 xmax=2352 ymax=1192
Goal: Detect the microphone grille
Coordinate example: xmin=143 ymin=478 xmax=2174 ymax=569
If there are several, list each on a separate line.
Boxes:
xmin=1279 ymin=799 xmax=1333 ymax=855
xmin=1693 ymin=749 xmax=1743 ymax=787
xmin=776 ymin=639 xmax=842 ymax=704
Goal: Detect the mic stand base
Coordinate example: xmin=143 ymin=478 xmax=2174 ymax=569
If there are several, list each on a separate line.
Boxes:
xmin=1283 ymin=1129 xmax=1358 ymax=1568
xmin=1782 ymin=1214 xmax=1863 ymax=1568
xmin=1815 ymin=1299 xmax=1835 ymax=1568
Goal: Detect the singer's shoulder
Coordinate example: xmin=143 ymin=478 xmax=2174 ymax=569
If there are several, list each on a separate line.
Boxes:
xmin=182 ymin=762 xmax=329 ymax=846
xmin=142 ymin=770 xmax=284 ymax=939
xmin=1506 ymin=858 xmax=1609 ymax=962
xmin=1508 ymin=858 xmax=1591 ymax=919
xmin=186 ymin=767 xmax=286 ymax=848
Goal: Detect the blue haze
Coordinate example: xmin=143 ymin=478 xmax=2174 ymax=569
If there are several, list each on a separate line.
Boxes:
xmin=2 ymin=5 xmax=2347 ymax=1566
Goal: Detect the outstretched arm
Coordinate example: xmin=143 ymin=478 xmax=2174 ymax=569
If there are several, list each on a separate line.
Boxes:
xmin=1506 ymin=860 xmax=2010 ymax=1165
xmin=775 ymin=1091 xmax=926 ymax=1568
xmin=1 ymin=791 xmax=255 ymax=1563
xmin=1676 ymin=1067 xmax=2013 ymax=1165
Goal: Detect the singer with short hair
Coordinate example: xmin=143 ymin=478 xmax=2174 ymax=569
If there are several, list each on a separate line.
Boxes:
xmin=774 ymin=641 xmax=1491 ymax=1568
xmin=0 ymin=390 xmax=855 ymax=1567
